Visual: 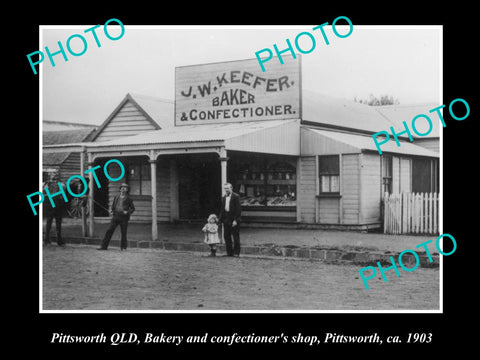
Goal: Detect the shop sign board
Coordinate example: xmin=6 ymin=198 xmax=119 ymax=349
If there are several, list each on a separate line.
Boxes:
xmin=175 ymin=57 xmax=301 ymax=126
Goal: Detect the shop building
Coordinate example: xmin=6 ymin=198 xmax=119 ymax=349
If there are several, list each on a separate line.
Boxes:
xmin=43 ymin=58 xmax=439 ymax=239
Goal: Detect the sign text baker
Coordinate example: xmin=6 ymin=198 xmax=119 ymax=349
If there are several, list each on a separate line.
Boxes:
xmin=175 ymin=57 xmax=301 ymax=125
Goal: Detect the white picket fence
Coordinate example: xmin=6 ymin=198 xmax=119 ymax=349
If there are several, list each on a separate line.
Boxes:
xmin=383 ymin=192 xmax=439 ymax=235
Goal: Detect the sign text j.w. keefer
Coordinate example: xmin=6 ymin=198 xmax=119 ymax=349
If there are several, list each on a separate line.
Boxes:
xmin=175 ymin=57 xmax=300 ymax=125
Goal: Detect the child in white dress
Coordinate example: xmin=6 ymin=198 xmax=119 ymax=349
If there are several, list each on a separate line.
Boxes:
xmin=202 ymin=214 xmax=221 ymax=257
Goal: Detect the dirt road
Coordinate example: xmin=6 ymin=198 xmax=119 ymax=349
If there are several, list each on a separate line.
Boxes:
xmin=42 ymin=244 xmax=439 ymax=311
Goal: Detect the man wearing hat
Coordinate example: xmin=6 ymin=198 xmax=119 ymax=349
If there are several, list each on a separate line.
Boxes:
xmin=43 ymin=173 xmax=68 ymax=247
xmin=98 ymin=183 xmax=135 ymax=250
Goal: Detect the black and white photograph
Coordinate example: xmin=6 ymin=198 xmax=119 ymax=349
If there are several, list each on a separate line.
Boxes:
xmin=39 ymin=24 xmax=442 ymax=312
xmin=13 ymin=6 xmax=476 ymax=354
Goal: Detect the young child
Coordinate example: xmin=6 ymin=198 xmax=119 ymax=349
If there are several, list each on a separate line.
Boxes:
xmin=202 ymin=214 xmax=221 ymax=257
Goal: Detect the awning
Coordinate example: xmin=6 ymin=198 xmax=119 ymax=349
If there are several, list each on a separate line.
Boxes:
xmin=43 ymin=119 xmax=301 ymax=156
xmin=301 ymin=127 xmax=439 ymax=157
xmin=43 ymin=120 xmax=438 ymax=158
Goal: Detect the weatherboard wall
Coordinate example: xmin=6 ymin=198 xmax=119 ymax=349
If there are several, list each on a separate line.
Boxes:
xmin=94 ymin=100 xmax=159 ymax=143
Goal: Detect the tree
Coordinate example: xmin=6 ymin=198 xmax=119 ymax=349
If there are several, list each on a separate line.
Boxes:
xmin=354 ymin=94 xmax=399 ymax=106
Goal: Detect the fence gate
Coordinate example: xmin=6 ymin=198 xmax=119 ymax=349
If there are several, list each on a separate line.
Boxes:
xmin=383 ymin=192 xmax=439 ymax=235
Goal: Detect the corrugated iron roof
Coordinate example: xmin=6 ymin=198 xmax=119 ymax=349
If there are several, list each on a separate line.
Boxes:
xmin=43 ymin=91 xmax=441 ymax=157
xmin=302 ymin=90 xmax=391 ymax=133
xmin=305 ymin=128 xmax=439 ymax=157
xmin=374 ymin=103 xmax=441 ymax=138
xmin=90 ymin=91 xmax=441 ymax=145
xmin=88 ymin=119 xmax=296 ymax=147
xmin=43 ymin=120 xmax=98 ymax=132
xmin=43 ymin=128 xmax=96 ymax=164
xmin=43 ymin=128 xmax=96 ymax=145
xmin=302 ymin=90 xmax=440 ymax=138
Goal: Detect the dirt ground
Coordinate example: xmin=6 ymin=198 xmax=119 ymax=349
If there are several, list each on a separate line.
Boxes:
xmin=56 ymin=218 xmax=437 ymax=253
xmin=42 ymin=244 xmax=440 ymax=311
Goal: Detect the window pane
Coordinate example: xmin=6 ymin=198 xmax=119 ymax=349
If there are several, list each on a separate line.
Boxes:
xmin=321 ymin=176 xmax=330 ymax=192
xmin=128 ymin=164 xmax=141 ymax=180
xmin=382 ymin=155 xmax=392 ymax=177
xmin=141 ymin=163 xmax=151 ymax=180
xmin=239 ymin=186 xmax=266 ymax=206
xmin=319 ymin=155 xmax=339 ymax=174
xmin=330 ymin=176 xmax=339 ymax=192
xmin=266 ymin=185 xmax=296 ymax=206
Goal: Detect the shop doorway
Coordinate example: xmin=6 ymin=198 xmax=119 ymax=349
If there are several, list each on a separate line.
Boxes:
xmin=177 ymin=154 xmax=221 ymax=220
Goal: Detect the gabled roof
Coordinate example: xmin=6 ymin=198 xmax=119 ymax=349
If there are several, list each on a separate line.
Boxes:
xmin=90 ymin=93 xmax=173 ymax=141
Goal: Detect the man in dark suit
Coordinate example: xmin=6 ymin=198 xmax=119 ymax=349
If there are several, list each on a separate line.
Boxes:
xmin=219 ymin=183 xmax=242 ymax=257
xmin=98 ymin=183 xmax=135 ymax=251
xmin=43 ymin=174 xmax=68 ymax=247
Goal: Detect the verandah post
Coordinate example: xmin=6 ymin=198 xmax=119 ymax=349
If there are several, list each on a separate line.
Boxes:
xmin=219 ymin=148 xmax=228 ymax=242
xmin=87 ymin=152 xmax=95 ymax=237
xmin=149 ymin=151 xmax=158 ymax=241
xmin=219 ymin=149 xmax=228 ymax=195
xmin=383 ymin=192 xmax=388 ymax=234
xmin=80 ymin=148 xmax=87 ymax=236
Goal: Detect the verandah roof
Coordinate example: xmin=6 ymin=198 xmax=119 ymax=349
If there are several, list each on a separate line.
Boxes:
xmin=301 ymin=127 xmax=439 ymax=157
xmin=43 ymin=119 xmax=301 ymax=156
xmin=43 ymin=120 xmax=438 ymax=159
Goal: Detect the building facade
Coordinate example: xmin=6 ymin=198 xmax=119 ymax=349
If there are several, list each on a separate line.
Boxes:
xmin=43 ymin=58 xmax=439 ymax=239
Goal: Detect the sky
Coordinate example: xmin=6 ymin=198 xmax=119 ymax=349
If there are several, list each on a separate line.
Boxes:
xmin=41 ymin=25 xmax=441 ymax=126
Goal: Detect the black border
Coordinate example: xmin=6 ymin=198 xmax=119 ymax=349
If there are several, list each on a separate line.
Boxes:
xmin=15 ymin=3 xmax=476 ymax=355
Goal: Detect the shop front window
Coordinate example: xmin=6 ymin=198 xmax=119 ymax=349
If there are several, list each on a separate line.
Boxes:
xmin=127 ymin=162 xmax=151 ymax=195
xmin=236 ymin=160 xmax=296 ymax=208
xmin=318 ymin=155 xmax=339 ymax=194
